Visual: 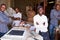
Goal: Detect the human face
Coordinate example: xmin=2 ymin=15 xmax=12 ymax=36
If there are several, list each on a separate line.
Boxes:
xmin=38 ymin=8 xmax=44 ymax=16
xmin=1 ymin=5 xmax=6 ymax=11
xmin=15 ymin=8 xmax=19 ymax=13
xmin=56 ymin=5 xmax=60 ymax=11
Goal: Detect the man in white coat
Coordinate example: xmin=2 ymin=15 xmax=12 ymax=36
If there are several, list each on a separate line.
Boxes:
xmin=33 ymin=5 xmax=50 ymax=40
xmin=12 ymin=8 xmax=22 ymax=27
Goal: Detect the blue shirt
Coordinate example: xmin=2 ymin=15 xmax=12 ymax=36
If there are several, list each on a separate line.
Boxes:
xmin=0 ymin=11 xmax=10 ymax=33
xmin=50 ymin=9 xmax=60 ymax=26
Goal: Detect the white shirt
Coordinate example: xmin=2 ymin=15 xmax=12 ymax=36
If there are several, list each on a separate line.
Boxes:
xmin=13 ymin=12 xmax=22 ymax=19
xmin=13 ymin=12 xmax=22 ymax=26
xmin=33 ymin=14 xmax=48 ymax=33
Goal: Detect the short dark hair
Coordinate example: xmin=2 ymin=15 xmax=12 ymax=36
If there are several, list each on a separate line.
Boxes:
xmin=37 ymin=5 xmax=43 ymax=10
xmin=55 ymin=4 xmax=60 ymax=8
xmin=1 ymin=4 xmax=6 ymax=7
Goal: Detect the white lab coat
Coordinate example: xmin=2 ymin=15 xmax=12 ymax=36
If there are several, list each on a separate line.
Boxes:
xmin=33 ymin=14 xmax=48 ymax=33
xmin=13 ymin=12 xmax=22 ymax=26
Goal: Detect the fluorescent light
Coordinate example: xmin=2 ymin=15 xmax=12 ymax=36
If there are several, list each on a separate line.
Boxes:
xmin=49 ymin=1 xmax=54 ymax=4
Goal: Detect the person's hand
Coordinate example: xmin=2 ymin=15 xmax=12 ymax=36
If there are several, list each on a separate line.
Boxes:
xmin=36 ymin=22 xmax=39 ymax=25
xmin=58 ymin=15 xmax=60 ymax=17
xmin=43 ymin=22 xmax=45 ymax=25
xmin=13 ymin=18 xmax=20 ymax=20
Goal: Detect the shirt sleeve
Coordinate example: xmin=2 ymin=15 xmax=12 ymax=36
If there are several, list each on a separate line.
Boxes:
xmin=57 ymin=12 xmax=60 ymax=20
xmin=50 ymin=10 xmax=54 ymax=19
xmin=0 ymin=13 xmax=11 ymax=24
xmin=33 ymin=17 xmax=38 ymax=28
xmin=44 ymin=16 xmax=48 ymax=28
xmin=19 ymin=13 xmax=22 ymax=19
xmin=17 ymin=13 xmax=22 ymax=19
xmin=57 ymin=17 xmax=60 ymax=20
xmin=50 ymin=10 xmax=60 ymax=20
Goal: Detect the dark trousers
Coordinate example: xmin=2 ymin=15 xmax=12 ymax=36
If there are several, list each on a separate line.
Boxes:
xmin=49 ymin=24 xmax=56 ymax=40
xmin=39 ymin=31 xmax=50 ymax=40
xmin=0 ymin=32 xmax=5 ymax=38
